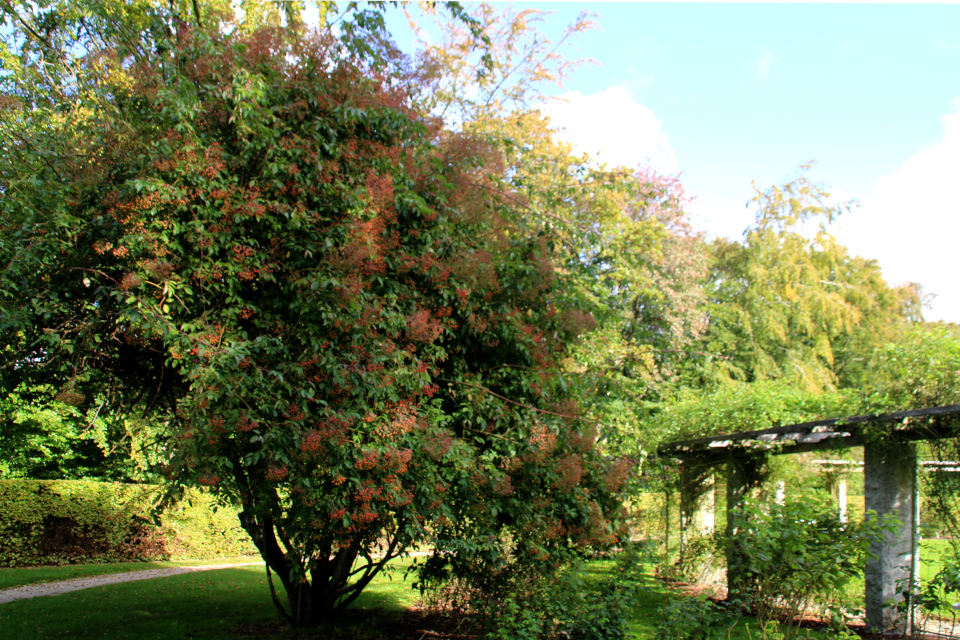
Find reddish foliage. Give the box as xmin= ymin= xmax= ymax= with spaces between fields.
xmin=3 ymin=19 xmax=630 ymax=626
xmin=602 ymin=457 xmax=634 ymax=494
xmin=406 ymin=308 xmax=444 ymax=344
xmin=552 ymin=454 xmax=584 ymax=492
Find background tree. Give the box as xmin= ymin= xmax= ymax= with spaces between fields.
xmin=637 ymin=166 xmax=928 ymax=468
xmin=402 ymin=3 xmax=709 ymax=450
xmin=700 ymin=165 xmax=922 ymax=392
xmin=860 ymin=324 xmax=960 ymax=413
xmin=0 ymin=380 xmax=160 ymax=480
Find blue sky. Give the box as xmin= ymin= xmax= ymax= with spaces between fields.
xmin=380 ymin=2 xmax=960 ymax=323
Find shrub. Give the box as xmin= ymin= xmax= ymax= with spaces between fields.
xmin=0 ymin=479 xmax=254 ymax=566
xmin=654 ymin=595 xmax=739 ymax=640
xmin=417 ymin=544 xmax=648 ymax=640
xmin=895 ymin=549 xmax=960 ymax=633
xmin=721 ymin=497 xmax=889 ymax=640
xmin=539 ymin=553 xmax=644 ymax=640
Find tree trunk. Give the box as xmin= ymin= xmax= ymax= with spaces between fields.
xmin=237 ymin=505 xmax=402 ymax=626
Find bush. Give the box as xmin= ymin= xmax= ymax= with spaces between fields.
xmin=0 ymin=479 xmax=255 ymax=566
xmin=417 ymin=544 xmax=648 ymax=640
xmin=721 ymin=497 xmax=889 ymax=640
xmin=654 ymin=595 xmax=739 ymax=640
xmin=153 ymin=490 xmax=257 ymax=560
xmin=537 ymin=555 xmax=643 ymax=640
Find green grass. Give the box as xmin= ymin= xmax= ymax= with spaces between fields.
xmin=625 ymin=571 xmax=670 ymax=638
xmin=0 ymin=557 xmax=260 ymax=591
xmin=629 ymin=586 xmax=834 ymax=640
xmin=919 ymin=538 xmax=956 ymax=581
xmin=0 ymin=559 xmax=419 ymax=640
xmin=0 ymin=554 xmax=873 ymax=639
xmin=584 ymin=559 xmax=835 ymax=640
xmin=802 ymin=538 xmax=960 ymax=617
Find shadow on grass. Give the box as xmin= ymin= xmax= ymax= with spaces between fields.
xmin=0 ymin=557 xmax=261 ymax=591
xmin=5 ymin=556 xmax=680 ymax=639
xmin=0 ymin=562 xmax=421 ymax=640
xmin=3 ymin=557 xmax=851 ymax=640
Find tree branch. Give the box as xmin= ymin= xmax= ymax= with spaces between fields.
xmin=439 ymin=378 xmax=610 ymax=428
xmin=470 ymin=181 xmax=594 ymax=236
xmin=191 ymin=0 xmax=203 ymax=28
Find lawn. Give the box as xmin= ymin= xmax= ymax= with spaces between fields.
xmin=0 ymin=555 xmax=847 ymax=640
xmin=809 ymin=538 xmax=960 ymax=616
xmin=919 ymin=538 xmax=958 ymax=584
xmin=0 ymin=557 xmax=260 ymax=591
xmin=0 ymin=559 xmax=419 ymax=640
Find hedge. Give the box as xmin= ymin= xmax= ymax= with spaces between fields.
xmin=0 ymin=480 xmax=256 ymax=566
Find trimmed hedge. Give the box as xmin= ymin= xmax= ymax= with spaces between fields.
xmin=0 ymin=480 xmax=256 ymax=566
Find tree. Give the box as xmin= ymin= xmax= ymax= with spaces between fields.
xmin=859 ymin=323 xmax=960 ymax=412
xmin=402 ymin=3 xmax=709 ymax=442
xmin=0 ymin=382 xmax=90 ymax=479
xmin=0 ymin=380 xmax=160 ymax=480
xmin=701 ymin=165 xmax=922 ymax=392
xmin=0 ymin=5 xmax=628 ymax=626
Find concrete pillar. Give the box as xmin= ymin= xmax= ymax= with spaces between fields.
xmin=825 ymin=473 xmax=837 ymax=498
xmin=699 ymin=477 xmax=716 ymax=532
xmin=914 ymin=480 xmax=921 ymax=595
xmin=839 ymin=478 xmax=848 ymax=523
xmin=726 ymin=456 xmax=763 ymax=600
xmin=826 ymin=472 xmax=849 ymax=522
xmin=678 ymin=469 xmax=690 ymax=566
xmin=680 ymin=467 xmax=715 ymax=567
xmin=663 ymin=488 xmax=672 ymax=561
xmin=681 ymin=469 xmax=715 ymax=534
xmin=864 ymin=440 xmax=917 ymax=635
xmin=680 ymin=467 xmax=698 ymax=537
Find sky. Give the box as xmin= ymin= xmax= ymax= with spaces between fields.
xmin=380 ymin=2 xmax=960 ymax=323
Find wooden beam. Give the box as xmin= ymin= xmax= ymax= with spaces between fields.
xmin=657 ymin=404 xmax=960 ymax=463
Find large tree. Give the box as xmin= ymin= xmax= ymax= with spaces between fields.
xmin=402 ymin=4 xmax=709 ymax=451
xmin=0 ymin=3 xmax=627 ymax=626
xmin=701 ymin=166 xmax=922 ymax=392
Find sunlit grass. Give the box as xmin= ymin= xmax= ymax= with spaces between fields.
xmin=0 ymin=552 xmax=889 ymax=639
xmin=0 ymin=559 xmax=419 ymax=640
xmin=0 ymin=557 xmax=260 ymax=591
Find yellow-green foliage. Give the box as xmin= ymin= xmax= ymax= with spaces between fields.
xmin=157 ymin=490 xmax=257 ymax=560
xmin=0 ymin=480 xmax=255 ymax=566
xmin=649 ymin=380 xmax=853 ymax=446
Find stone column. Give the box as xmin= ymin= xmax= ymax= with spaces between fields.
xmin=680 ymin=467 xmax=714 ymax=566
xmin=726 ymin=456 xmax=763 ymax=600
xmin=699 ymin=476 xmax=716 ymax=533
xmin=864 ymin=440 xmax=917 ymax=635
xmin=681 ymin=469 xmax=715 ymax=533
xmin=680 ymin=466 xmax=699 ymax=538
xmin=839 ymin=478 xmax=848 ymax=523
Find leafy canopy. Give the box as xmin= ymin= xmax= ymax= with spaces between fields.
xmin=703 ymin=165 xmax=921 ymax=392
xmin=0 ymin=3 xmax=630 ymax=626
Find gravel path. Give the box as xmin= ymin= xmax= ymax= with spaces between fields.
xmin=0 ymin=562 xmax=261 ymax=604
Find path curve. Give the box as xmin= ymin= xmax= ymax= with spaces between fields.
xmin=0 ymin=562 xmax=261 ymax=604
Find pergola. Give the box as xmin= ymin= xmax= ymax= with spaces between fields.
xmin=656 ymin=404 xmax=960 ymax=636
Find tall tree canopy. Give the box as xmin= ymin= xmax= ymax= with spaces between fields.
xmin=640 ymin=167 xmax=930 ymax=461
xmin=402 ymin=4 xmax=709 ymax=443
xmin=701 ymin=166 xmax=922 ymax=392
xmin=0 ymin=2 xmax=629 ymax=626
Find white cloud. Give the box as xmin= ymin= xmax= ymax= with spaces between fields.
xmin=832 ymin=107 xmax=960 ymax=323
xmin=754 ymin=51 xmax=781 ymax=82
xmin=686 ymin=193 xmax=754 ymax=241
xmin=542 ymin=87 xmax=677 ymax=174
